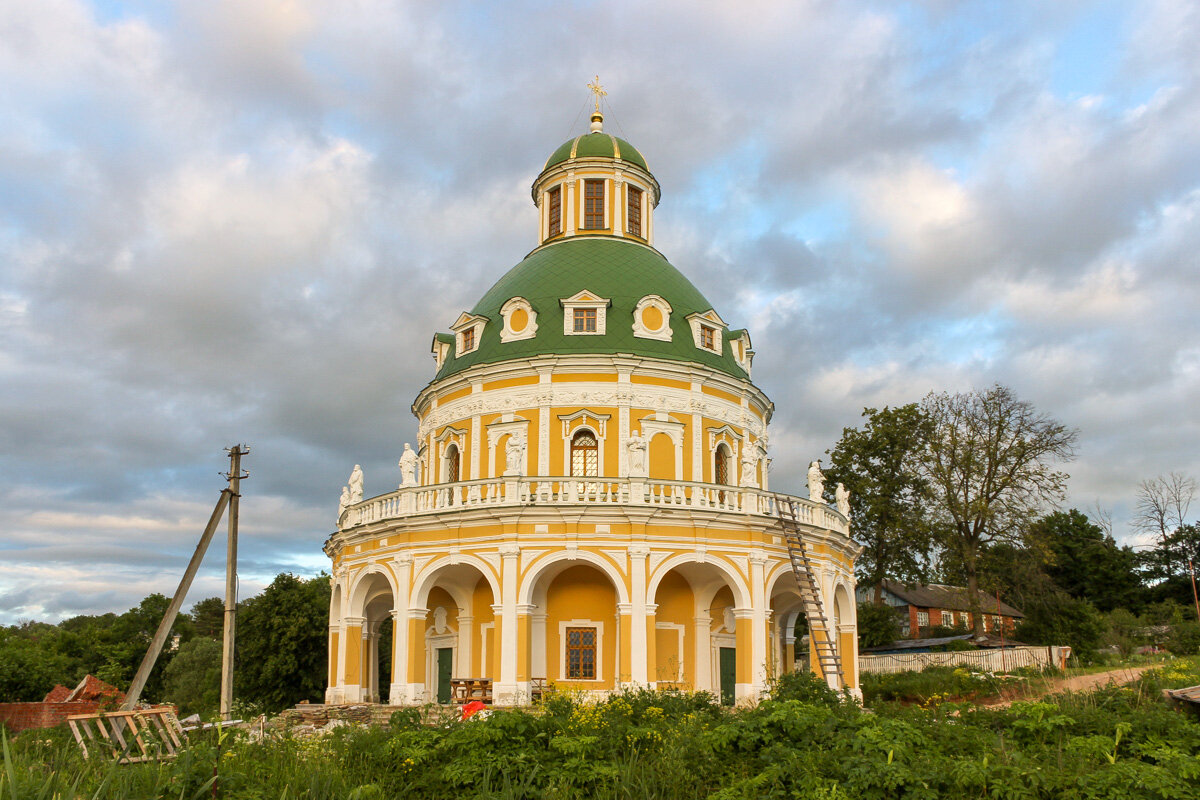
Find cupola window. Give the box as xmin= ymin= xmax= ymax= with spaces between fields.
xmin=548 ymin=186 xmax=562 ymax=237
xmin=627 ymin=186 xmax=642 ymax=237
xmin=584 ymin=179 xmax=605 ymax=229
xmin=449 ymin=312 xmax=487 ymax=356
xmin=461 ymin=327 xmax=475 ymax=352
xmin=700 ymin=325 xmax=715 ymax=350
xmin=561 ymin=290 xmax=609 ymax=336
xmin=687 ymin=310 xmax=727 ymax=354
xmin=570 ymin=430 xmax=599 ymax=477
xmin=500 ymin=296 xmax=538 ymax=343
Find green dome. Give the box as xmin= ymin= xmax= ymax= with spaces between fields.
xmin=543 ymin=132 xmax=649 ymax=172
xmin=434 ymin=237 xmax=748 ymax=382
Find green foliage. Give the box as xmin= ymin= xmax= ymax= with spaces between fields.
xmin=1032 ymin=510 xmax=1145 ymax=612
xmin=1166 ymin=621 xmax=1200 ymax=656
xmin=824 ymin=404 xmax=934 ymax=592
xmin=861 ymin=665 xmax=1008 ymax=704
xmin=189 ymin=597 xmax=226 ymax=640
xmin=163 ymin=636 xmax=223 ymax=717
xmin=1017 ymin=592 xmax=1107 ymax=663
xmin=767 ymin=668 xmax=842 ymax=707
xmin=855 ymin=601 xmax=901 ymax=648
xmin=6 ymin=662 xmax=1200 ymax=799
xmin=235 ymin=572 xmax=331 ymax=713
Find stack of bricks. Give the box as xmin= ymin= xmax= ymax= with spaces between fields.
xmin=0 ymin=675 xmax=125 ymax=733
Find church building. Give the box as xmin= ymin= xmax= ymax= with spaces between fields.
xmin=324 ymin=94 xmax=861 ymax=706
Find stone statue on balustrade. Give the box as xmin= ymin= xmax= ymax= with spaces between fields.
xmin=348 ymin=464 xmax=364 ymax=504
xmin=835 ymin=482 xmax=850 ymax=518
xmin=807 ymin=460 xmax=824 ymax=503
xmin=740 ymin=456 xmax=758 ymax=488
xmin=626 ymin=431 xmax=648 ymax=477
xmin=337 ymin=485 xmax=351 ymax=521
xmin=399 ymin=443 xmax=418 ymax=487
xmin=505 ymin=434 xmax=526 ymax=476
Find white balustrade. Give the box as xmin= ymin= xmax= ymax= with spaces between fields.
xmin=341 ymin=476 xmax=849 ymax=535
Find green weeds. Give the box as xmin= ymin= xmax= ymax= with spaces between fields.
xmin=3 ymin=659 xmax=1199 ymax=799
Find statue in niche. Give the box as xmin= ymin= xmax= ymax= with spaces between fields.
xmin=835 ymin=482 xmax=851 ymax=518
xmin=505 ymin=434 xmax=526 ymax=476
xmin=348 ymin=464 xmax=364 ymax=504
xmin=626 ymin=431 xmax=648 ymax=477
xmin=337 ymin=486 xmax=351 ymax=519
xmin=807 ymin=460 xmax=824 ymax=503
xmin=740 ymin=455 xmax=758 ymax=488
xmin=399 ymin=443 xmax=418 ymax=487
xmin=433 ymin=607 xmax=449 ymax=634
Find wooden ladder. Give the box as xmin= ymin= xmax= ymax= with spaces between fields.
xmin=774 ymin=495 xmax=844 ymax=687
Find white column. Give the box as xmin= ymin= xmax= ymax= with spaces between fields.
xmin=629 ymin=545 xmax=650 ymax=684
xmin=457 ymin=615 xmax=474 ymax=678
xmin=496 ymin=544 xmax=521 ymax=703
xmin=566 ymin=172 xmax=577 ymax=235
xmin=693 ymin=614 xmax=712 ymax=692
xmin=749 ymin=551 xmax=769 ymax=695
xmin=389 ymin=554 xmax=413 ymax=704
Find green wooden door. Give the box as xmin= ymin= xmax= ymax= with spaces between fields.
xmin=437 ymin=648 xmax=453 ymax=704
xmin=719 ymin=647 xmax=736 ymax=706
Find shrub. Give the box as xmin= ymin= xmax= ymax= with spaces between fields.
xmin=1167 ymin=621 xmax=1200 ymax=655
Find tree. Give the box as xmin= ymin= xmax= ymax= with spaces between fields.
xmin=1140 ymin=523 xmax=1200 ymax=606
xmin=235 ymin=573 xmax=331 ymax=713
xmin=1135 ymin=473 xmax=1196 ymax=582
xmin=856 ymin=602 xmax=902 ymax=648
xmin=1016 ymin=593 xmax=1106 ymax=663
xmin=921 ymin=385 xmax=1078 ymax=635
xmin=162 ymin=637 xmax=222 ymax=717
xmin=1031 ymin=510 xmax=1145 ymax=613
xmin=824 ymin=404 xmax=934 ymax=603
xmin=189 ymin=597 xmax=226 ymax=640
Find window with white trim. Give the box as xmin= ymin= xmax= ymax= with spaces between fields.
xmin=561 ymin=291 xmax=609 ymax=336
xmin=565 ymin=627 xmax=597 ymax=679
xmin=917 ymin=611 xmax=929 ymax=627
xmin=941 ymin=611 xmax=953 ymax=627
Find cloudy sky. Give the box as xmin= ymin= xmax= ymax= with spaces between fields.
xmin=2 ymin=0 xmax=1198 ymax=625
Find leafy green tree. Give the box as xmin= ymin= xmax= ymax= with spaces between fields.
xmin=1140 ymin=524 xmax=1200 ymax=606
xmin=189 ymin=597 xmax=226 ymax=640
xmin=235 ymin=573 xmax=331 ymax=713
xmin=855 ymin=602 xmax=901 ymax=648
xmin=824 ymin=404 xmax=934 ymax=604
xmin=1031 ymin=510 xmax=1145 ymax=612
xmin=163 ymin=637 xmax=223 ymax=717
xmin=921 ymin=385 xmax=1078 ymax=635
xmin=1016 ymin=592 xmax=1106 ymax=663
xmin=0 ymin=624 xmax=72 ymax=702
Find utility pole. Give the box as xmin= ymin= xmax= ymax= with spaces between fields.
xmin=1190 ymin=559 xmax=1200 ymax=624
xmin=220 ymin=445 xmax=249 ymax=721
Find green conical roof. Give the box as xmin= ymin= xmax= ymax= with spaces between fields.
xmin=543 ymin=132 xmax=648 ymax=172
xmin=433 ymin=237 xmax=747 ymax=381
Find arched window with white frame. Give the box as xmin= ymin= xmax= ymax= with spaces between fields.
xmin=570 ymin=430 xmax=599 ymax=478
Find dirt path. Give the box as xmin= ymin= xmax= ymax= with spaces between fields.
xmin=984 ymin=665 xmax=1156 ymax=708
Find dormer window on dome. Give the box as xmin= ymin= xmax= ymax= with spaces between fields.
xmin=562 ymin=290 xmax=609 ymax=335
xmin=450 ymin=312 xmax=487 ymax=356
xmin=500 ymin=296 xmax=538 ymax=342
xmin=687 ymin=310 xmax=726 ymax=354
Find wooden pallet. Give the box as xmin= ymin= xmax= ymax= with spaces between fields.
xmin=67 ymin=706 xmax=186 ymax=764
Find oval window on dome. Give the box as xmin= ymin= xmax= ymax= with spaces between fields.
xmin=632 ymin=295 xmax=672 ymax=342
xmin=500 ymin=297 xmax=538 ymax=343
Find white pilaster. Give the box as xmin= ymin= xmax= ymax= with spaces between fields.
xmin=496 ymin=544 xmax=521 ymax=703
xmin=629 ymin=545 xmax=650 ymax=684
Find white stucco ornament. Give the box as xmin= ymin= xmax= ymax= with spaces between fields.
xmin=740 ymin=456 xmax=758 ymax=488
xmin=505 ymin=434 xmax=526 ymax=476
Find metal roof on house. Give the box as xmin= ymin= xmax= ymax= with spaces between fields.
xmin=877 ymin=580 xmax=1025 ymax=618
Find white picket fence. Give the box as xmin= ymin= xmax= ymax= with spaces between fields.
xmin=859 ymin=646 xmax=1071 ymax=675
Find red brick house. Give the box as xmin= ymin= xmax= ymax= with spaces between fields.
xmin=857 ymin=580 xmax=1024 ymax=639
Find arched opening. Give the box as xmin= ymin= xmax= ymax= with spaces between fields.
xmin=445 ymin=444 xmax=461 ymax=483
xmin=349 ymin=571 xmax=396 ymax=704
xmin=649 ymin=559 xmax=747 ymax=703
xmin=570 ymin=430 xmax=598 ymax=477
xmin=411 ymin=562 xmax=497 ymax=705
xmin=528 ymin=561 xmax=619 ymax=692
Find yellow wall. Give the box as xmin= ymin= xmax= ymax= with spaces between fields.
xmin=653 ymin=571 xmax=694 ymax=686
xmin=545 ymin=565 xmax=617 ymax=689
xmin=648 ymin=431 xmax=676 ymax=480
xmin=471 ymin=578 xmax=496 ymax=676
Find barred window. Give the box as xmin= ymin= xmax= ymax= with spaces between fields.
xmin=565 ymin=627 xmax=596 ymax=679
xmin=570 ymin=430 xmax=599 ymax=477
xmin=445 ymin=444 xmax=460 ymax=483
xmin=548 ymin=186 xmax=561 ymax=236
xmin=627 ymin=186 xmax=642 ymax=237
xmin=584 ymin=180 xmax=605 ymax=229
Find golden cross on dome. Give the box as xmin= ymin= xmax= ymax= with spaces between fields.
xmin=587 ymin=76 xmax=606 ymax=113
